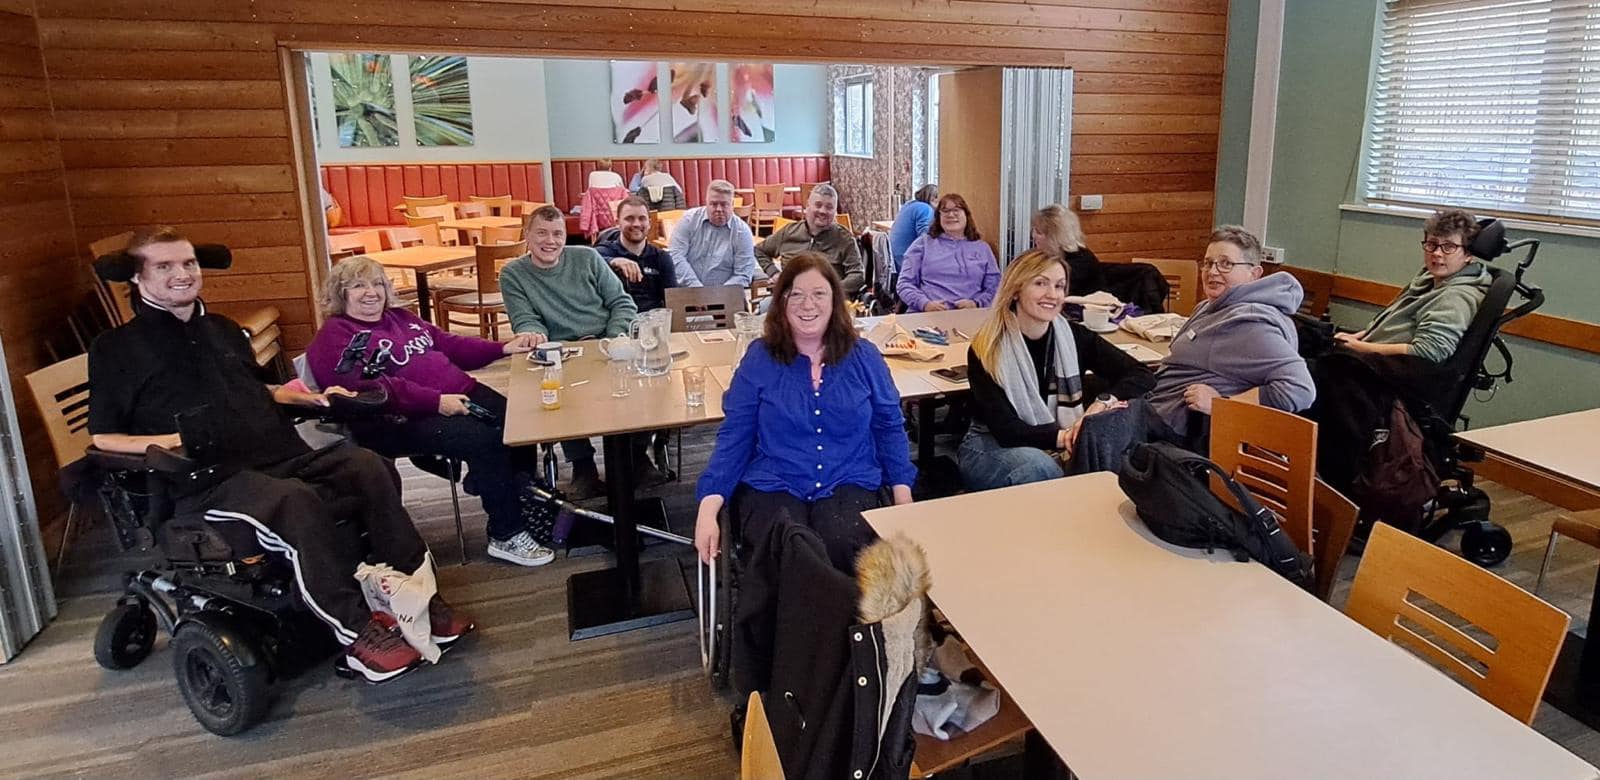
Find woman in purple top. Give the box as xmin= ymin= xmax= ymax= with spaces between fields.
xmin=896 ymin=193 xmax=1000 ymax=312
xmin=306 ymin=257 xmax=555 ymax=568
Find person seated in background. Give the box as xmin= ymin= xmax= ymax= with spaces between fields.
xmin=669 ymin=179 xmax=758 ymax=288
xmin=1031 ymin=203 xmax=1105 ymax=297
xmin=1144 ymin=226 xmax=1315 ymax=448
xmin=960 ymin=249 xmax=1154 ymax=492
xmin=896 ymin=193 xmax=999 ymax=312
xmin=755 ymin=183 xmax=865 ymax=299
xmin=501 ymin=206 xmax=640 ymax=497
xmin=587 ymin=157 xmax=625 ymax=190
xmin=632 ymin=158 xmax=685 ymax=210
xmin=88 ymin=227 xmax=471 ymax=684
xmin=306 ymin=257 xmax=557 ymax=567
xmin=596 ymin=196 xmax=676 ymax=313
xmin=1333 ymin=208 xmax=1491 ymax=364
xmin=693 ymin=251 xmax=915 ymax=573
xmin=888 ymin=184 xmax=938 ymax=276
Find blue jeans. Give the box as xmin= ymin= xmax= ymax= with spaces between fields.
xmin=957 ymin=430 xmax=1064 ymax=491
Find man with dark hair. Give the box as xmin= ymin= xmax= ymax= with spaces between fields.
xmin=755 ymin=183 xmax=864 ymax=297
xmin=596 ymin=196 xmax=677 ymax=312
xmin=87 ymin=227 xmax=472 ymax=684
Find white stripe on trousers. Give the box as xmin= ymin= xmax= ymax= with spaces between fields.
xmin=203 ymin=508 xmax=361 ymax=645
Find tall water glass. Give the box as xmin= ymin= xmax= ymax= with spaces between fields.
xmin=683 ymin=365 xmax=707 ymax=408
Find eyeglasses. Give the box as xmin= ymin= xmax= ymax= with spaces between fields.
xmin=344 ymin=279 xmax=384 ymax=292
xmin=785 ymin=290 xmax=832 ymax=306
xmin=1198 ymin=258 xmax=1258 ymax=273
xmin=938 ymin=208 xmax=965 ymax=215
xmin=1421 ymin=239 xmax=1464 ymax=255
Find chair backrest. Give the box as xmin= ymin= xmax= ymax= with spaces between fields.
xmin=469 ymin=194 xmax=513 ymax=216
xmin=89 ymin=231 xmax=137 ymax=324
xmin=329 ymin=230 xmax=382 ymax=261
xmin=475 ymin=240 xmax=526 ymax=296
xmin=482 ymin=226 xmax=522 ymax=245
xmin=456 ymin=202 xmax=489 ymax=219
xmin=1209 ymin=398 xmax=1317 ymax=556
xmin=403 ymin=212 xmax=445 ymax=230
xmin=836 ymin=213 xmax=852 ymax=233
xmin=1138 ymin=258 xmax=1200 ymax=316
xmin=740 ymin=691 xmax=786 ymax=780
xmin=401 ymin=194 xmax=448 ymax=214
xmin=797 ymin=182 xmax=819 ymax=206
xmin=382 ymin=227 xmax=426 ymax=250
xmin=24 ymin=354 xmax=92 ymax=469
xmin=1311 ymin=477 xmax=1359 ymax=602
xmin=414 ymin=204 xmax=455 ymax=221
xmin=770 ymin=216 xmax=797 ymax=233
xmin=1274 ymin=264 xmax=1333 ymax=319
xmin=1346 ymin=522 xmax=1569 ymax=724
xmin=754 ymin=184 xmax=787 ymax=212
xmin=656 ymin=209 xmax=687 ymax=243
xmin=667 ymin=285 xmax=748 ymax=331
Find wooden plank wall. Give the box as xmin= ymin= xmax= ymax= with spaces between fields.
xmin=1 ymin=0 xmax=81 ymax=562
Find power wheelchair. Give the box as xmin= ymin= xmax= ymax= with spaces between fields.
xmin=87 ymin=390 xmax=397 ymax=736
xmin=1302 ymin=218 xmax=1545 ymax=567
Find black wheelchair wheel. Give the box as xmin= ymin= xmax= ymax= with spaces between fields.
xmin=93 ymin=603 xmax=157 ymax=670
xmin=171 ymin=622 xmax=271 ymax=736
xmin=1462 ymin=522 xmax=1513 ymax=568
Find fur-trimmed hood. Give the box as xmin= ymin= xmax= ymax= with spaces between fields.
xmin=857 ymin=533 xmax=933 ymax=746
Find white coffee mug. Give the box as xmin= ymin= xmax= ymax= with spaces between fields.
xmin=1083 ymin=306 xmax=1112 ymax=331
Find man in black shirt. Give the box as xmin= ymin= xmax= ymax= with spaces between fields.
xmin=596 ymin=195 xmax=676 ymax=312
xmin=87 ymin=226 xmax=472 ymax=683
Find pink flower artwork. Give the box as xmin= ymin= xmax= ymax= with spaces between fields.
xmin=610 ymin=60 xmax=661 ymax=144
xmin=731 ymin=64 xmax=775 ymax=143
xmin=670 ymin=62 xmax=721 ymax=143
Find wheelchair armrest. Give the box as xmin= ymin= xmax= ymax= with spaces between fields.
xmin=84 ymin=444 xmax=199 ymax=475
xmin=278 ymin=388 xmax=390 ymax=423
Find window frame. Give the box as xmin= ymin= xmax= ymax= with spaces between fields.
xmin=833 ymin=73 xmax=875 ymax=159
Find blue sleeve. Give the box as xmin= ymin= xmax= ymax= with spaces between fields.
xmin=914 ymin=204 xmax=933 ymax=236
xmin=860 ymin=343 xmax=918 ymax=488
xmin=696 ymin=345 xmax=766 ymax=501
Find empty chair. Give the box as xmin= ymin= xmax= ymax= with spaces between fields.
xmin=1346 ymin=522 xmax=1569 ymax=724
xmin=455 ymin=202 xmax=489 ymax=219
xmin=481 ymin=226 xmax=523 ymax=245
xmin=1138 ymin=257 xmax=1201 ymax=316
xmin=24 ymin=354 xmax=92 ymax=569
xmin=382 ymin=227 xmax=428 ymax=250
xmin=469 ymin=194 xmax=514 ymax=216
xmin=436 ymin=240 xmax=525 ymax=339
xmin=1311 ymin=477 xmax=1360 ymax=602
xmin=328 ymin=230 xmax=382 ymax=262
xmin=1276 ymin=264 xmax=1334 ymax=319
xmin=401 ymin=194 xmax=449 ymax=214
xmin=751 ymin=184 xmax=787 ymax=235
xmin=836 ymin=213 xmax=853 ymax=234
xmin=1209 ymin=397 xmax=1317 ymax=557
xmin=667 ymin=285 xmax=748 ymax=331
xmin=655 ymin=209 xmax=688 ymax=243
xmin=741 ymin=691 xmax=785 ymax=780
xmin=1534 ymin=509 xmax=1600 ymax=596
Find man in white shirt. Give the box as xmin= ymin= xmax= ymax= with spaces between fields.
xmin=668 ymin=179 xmax=757 ymax=288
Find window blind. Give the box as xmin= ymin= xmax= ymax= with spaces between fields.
xmin=1366 ymin=0 xmax=1600 ymax=221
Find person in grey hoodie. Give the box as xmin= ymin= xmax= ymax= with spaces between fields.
xmin=1146 ymin=225 xmax=1315 ymax=439
xmin=1333 ymin=208 xmax=1492 ymax=364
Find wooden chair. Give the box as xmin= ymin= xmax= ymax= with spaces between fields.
xmin=436 ymin=240 xmax=525 ymax=338
xmin=482 ymin=225 xmax=522 ymax=245
xmin=1209 ymin=398 xmax=1317 ymax=557
xmin=732 ymin=195 xmax=752 ymax=221
xmin=403 ymin=212 xmax=456 ymax=245
xmin=751 ymin=184 xmax=787 ymax=235
xmin=414 ymin=204 xmax=465 ymax=245
xmin=25 ymin=354 xmax=94 ymax=571
xmin=748 ymin=277 xmax=774 ymax=313
xmin=1137 ymin=257 xmax=1200 ymax=316
xmin=666 ymin=285 xmax=748 ymax=331
xmin=328 ymin=230 xmax=382 ymax=262
xmin=1311 ymin=477 xmax=1360 ymax=602
xmin=769 ymin=216 xmax=797 ymax=234
xmin=400 ymin=194 xmax=448 ymax=214
xmin=1534 ymin=509 xmax=1600 ymax=596
xmin=836 ymin=213 xmax=853 ymax=233
xmin=1274 ymin=263 xmax=1334 ymax=319
xmin=740 ymin=692 xmax=785 ymax=780
xmin=381 ymin=227 xmax=427 ymax=250
xmin=469 ymin=194 xmax=513 ymax=216
xmin=1346 ymin=522 xmax=1569 ymax=724
xmin=455 ymin=202 xmax=488 ymax=219
xmin=655 ymin=209 xmax=688 ymax=243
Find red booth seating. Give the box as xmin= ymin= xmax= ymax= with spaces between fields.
xmin=549 ymin=156 xmax=830 ymax=212
xmin=321 ymin=162 xmax=548 ymax=228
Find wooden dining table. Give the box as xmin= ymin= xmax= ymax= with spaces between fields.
xmin=391 ymin=199 xmax=543 ymax=216
xmin=359 ymin=244 xmax=475 ymax=322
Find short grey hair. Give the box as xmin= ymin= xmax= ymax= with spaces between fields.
xmin=706 ymin=179 xmax=735 ymax=198
xmin=1208 ymin=225 xmax=1262 ymax=265
xmin=321 ymin=256 xmax=402 ymax=316
xmin=809 ymin=183 xmax=839 ymax=203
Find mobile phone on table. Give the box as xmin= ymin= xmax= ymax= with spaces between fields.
xmin=931 ymin=365 xmax=969 ymax=384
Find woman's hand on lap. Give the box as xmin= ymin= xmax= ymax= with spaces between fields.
xmin=438 ymin=393 xmax=471 ymax=416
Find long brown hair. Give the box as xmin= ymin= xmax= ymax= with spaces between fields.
xmin=971 ymin=249 xmax=1070 ymax=377
xmin=762 ymin=251 xmax=858 ymax=365
xmin=928 ymin=193 xmax=981 ymax=241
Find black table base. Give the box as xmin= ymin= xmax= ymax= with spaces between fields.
xmin=1542 ymin=566 xmax=1600 ymax=726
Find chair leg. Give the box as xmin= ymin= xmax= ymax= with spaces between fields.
xmin=1535 ymin=532 xmax=1561 ymax=596
xmin=448 ymin=459 xmax=467 ymax=566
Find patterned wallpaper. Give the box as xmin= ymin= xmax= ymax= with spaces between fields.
xmin=826 ymin=65 xmax=936 ymax=225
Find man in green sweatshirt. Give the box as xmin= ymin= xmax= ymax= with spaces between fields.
xmin=501 ymin=206 xmax=638 ymax=498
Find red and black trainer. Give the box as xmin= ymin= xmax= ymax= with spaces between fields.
xmin=344 ymin=612 xmax=422 ymax=683
xmin=429 ymin=596 xmax=476 ymax=647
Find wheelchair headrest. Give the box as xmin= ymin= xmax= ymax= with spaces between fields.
xmin=1468 ymin=218 xmax=1508 ymax=261
xmin=93 ymin=244 xmax=232 ymax=283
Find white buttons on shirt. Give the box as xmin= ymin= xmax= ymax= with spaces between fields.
xmin=814 ymin=409 xmax=821 ymax=416
xmin=816 ymin=428 xmax=822 ymax=433
xmin=815 ymin=481 xmax=822 ymax=488
xmin=817 ymin=464 xmax=823 ymax=470
xmin=817 ymin=445 xmax=823 ymax=451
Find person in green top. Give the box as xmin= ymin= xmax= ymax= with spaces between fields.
xmin=1334 ymin=208 xmax=1493 ymax=364
xmin=500 ymin=205 xmax=639 ymax=498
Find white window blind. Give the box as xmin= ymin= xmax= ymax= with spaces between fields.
xmin=832 ymin=74 xmax=874 ymax=158
xmin=1365 ymin=0 xmax=1600 ymax=221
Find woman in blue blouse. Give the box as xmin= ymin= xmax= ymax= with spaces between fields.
xmin=694 ymin=252 xmax=917 ymax=571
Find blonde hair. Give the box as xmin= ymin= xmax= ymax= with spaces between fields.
xmin=970 ymin=249 xmax=1069 ymax=377
xmin=1032 ymin=204 xmax=1085 ymax=254
xmin=321 ymin=256 xmax=402 ymax=317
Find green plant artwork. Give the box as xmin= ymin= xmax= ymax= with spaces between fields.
xmin=332 ymin=53 xmax=398 ymax=148
xmin=411 ymin=55 xmax=474 ymax=146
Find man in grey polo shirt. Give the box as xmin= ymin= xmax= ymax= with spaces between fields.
xmin=668 ymin=179 xmax=757 ymax=288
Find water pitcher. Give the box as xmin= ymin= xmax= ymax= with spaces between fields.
xmin=632 ymin=308 xmax=673 ymax=376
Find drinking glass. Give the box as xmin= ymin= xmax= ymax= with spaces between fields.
xmin=609 ymin=358 xmax=632 ymax=398
xmin=682 ymin=365 xmax=707 ymax=408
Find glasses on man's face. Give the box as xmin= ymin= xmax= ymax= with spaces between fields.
xmin=785 ymin=289 xmax=831 ymax=307
xmin=1198 ymin=257 xmax=1257 ymax=273
xmin=1421 ymin=239 xmax=1464 ymax=255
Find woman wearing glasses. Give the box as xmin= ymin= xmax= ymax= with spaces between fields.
xmin=693 ymin=252 xmax=915 ymax=573
xmin=1144 ymin=225 xmax=1315 ymax=447
xmin=896 ymin=193 xmax=1000 ymax=312
xmin=1333 ymin=209 xmax=1491 ymax=364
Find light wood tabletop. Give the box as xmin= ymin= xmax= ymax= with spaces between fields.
xmin=1455 ymin=407 xmax=1600 ymax=491
xmin=438 ymin=216 xmax=524 ymax=231
xmin=361 ymin=244 xmax=475 ymax=272
xmin=864 ymin=473 xmax=1600 ymax=780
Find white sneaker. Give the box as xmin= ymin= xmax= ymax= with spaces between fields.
xmin=487 ymin=531 xmax=556 ymax=567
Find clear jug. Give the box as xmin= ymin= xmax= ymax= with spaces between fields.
xmin=632 ymin=308 xmax=673 ymax=377
xmin=733 ymin=310 xmax=762 ymax=368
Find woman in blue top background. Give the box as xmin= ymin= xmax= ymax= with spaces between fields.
xmin=694 ymin=252 xmax=916 ymax=571
xmin=888 ymin=184 xmax=939 ymax=276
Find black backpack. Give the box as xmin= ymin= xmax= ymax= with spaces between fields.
xmin=1117 ymin=442 xmax=1314 ymax=590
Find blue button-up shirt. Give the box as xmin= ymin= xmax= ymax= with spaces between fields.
xmin=668 ymin=207 xmax=757 ymax=288
xmin=697 ymin=339 xmax=917 ymax=502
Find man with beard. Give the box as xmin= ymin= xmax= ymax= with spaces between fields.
xmin=595 ymin=196 xmax=677 ymax=312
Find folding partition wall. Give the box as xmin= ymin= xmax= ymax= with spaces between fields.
xmin=999 ymin=67 xmax=1073 ymax=263
xmin=0 ymin=336 xmax=56 ymax=662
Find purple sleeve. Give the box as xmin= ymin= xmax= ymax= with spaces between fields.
xmin=896 ymin=236 xmax=931 ymax=312
xmin=974 ymin=242 xmax=999 ymax=308
xmin=307 ymin=315 xmax=442 ymax=416
xmin=418 ymin=312 xmax=504 ymax=371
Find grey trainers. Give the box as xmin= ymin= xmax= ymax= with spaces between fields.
xmin=487 ymin=531 xmax=555 ymax=567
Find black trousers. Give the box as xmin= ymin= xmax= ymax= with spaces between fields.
xmin=351 ymin=385 xmax=537 ymax=541
xmin=734 ymin=483 xmax=882 ymax=573
xmin=178 ymin=443 xmax=429 ymax=645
